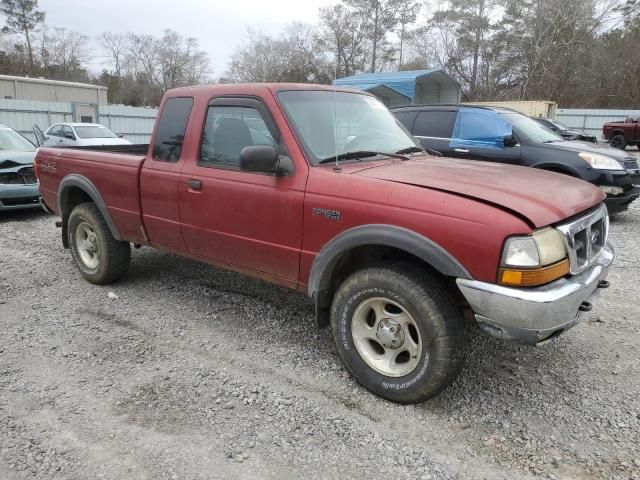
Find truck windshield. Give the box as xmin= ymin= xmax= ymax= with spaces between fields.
xmin=74 ymin=126 xmax=118 ymax=139
xmin=277 ymin=90 xmax=419 ymax=165
xmin=503 ymin=113 xmax=563 ymax=143
xmin=0 ymin=127 xmax=35 ymax=151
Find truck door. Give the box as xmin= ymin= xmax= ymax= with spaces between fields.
xmin=140 ymin=96 xmax=194 ymax=251
xmin=178 ymin=97 xmax=305 ymax=288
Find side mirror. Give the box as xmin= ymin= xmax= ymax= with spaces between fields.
xmin=118 ymin=134 xmax=124 ymax=138
xmin=240 ymin=145 xmax=283 ymax=175
xmin=503 ymin=135 xmax=518 ymax=147
xmin=64 ymin=133 xmax=75 ymax=140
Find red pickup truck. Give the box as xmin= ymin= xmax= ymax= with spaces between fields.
xmin=603 ymin=116 xmax=640 ymax=150
xmin=36 ymin=84 xmax=614 ymax=403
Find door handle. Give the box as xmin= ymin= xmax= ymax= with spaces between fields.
xmin=454 ymin=148 xmax=469 ymax=153
xmin=186 ymin=179 xmax=203 ymax=191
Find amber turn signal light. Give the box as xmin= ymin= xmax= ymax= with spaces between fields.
xmin=499 ymin=259 xmax=570 ymax=287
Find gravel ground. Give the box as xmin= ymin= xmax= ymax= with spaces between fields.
xmin=0 ymin=195 xmax=639 ymax=479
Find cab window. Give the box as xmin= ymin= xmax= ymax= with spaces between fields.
xmin=199 ymin=106 xmax=275 ymax=168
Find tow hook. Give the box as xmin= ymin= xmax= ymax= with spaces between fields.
xmin=597 ymin=280 xmax=610 ymax=289
xmin=579 ymin=301 xmax=593 ymax=312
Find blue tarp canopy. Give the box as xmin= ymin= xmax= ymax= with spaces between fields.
xmin=333 ymin=83 xmax=411 ymax=107
xmin=333 ymin=70 xmax=461 ymax=106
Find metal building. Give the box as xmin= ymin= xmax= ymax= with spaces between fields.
xmin=333 ymin=70 xmax=461 ymax=107
xmin=0 ymin=74 xmax=108 ymax=123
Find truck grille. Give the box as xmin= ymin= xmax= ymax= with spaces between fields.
xmin=556 ymin=204 xmax=608 ymax=275
xmin=0 ymin=167 xmax=36 ymax=185
xmin=624 ymin=158 xmax=639 ymax=171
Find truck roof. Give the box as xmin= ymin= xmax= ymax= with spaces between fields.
xmin=165 ymin=83 xmax=374 ymax=98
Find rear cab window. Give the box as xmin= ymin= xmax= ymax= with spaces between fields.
xmin=152 ymin=97 xmax=194 ymax=162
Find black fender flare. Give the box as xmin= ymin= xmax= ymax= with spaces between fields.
xmin=307 ymin=224 xmax=472 ymax=320
xmin=610 ymin=129 xmax=625 ymax=139
xmin=57 ymin=174 xmax=122 ymax=244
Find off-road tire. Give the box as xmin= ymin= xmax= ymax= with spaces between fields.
xmin=610 ymin=134 xmax=627 ymax=150
xmin=68 ymin=202 xmax=130 ymax=284
xmin=330 ymin=263 xmax=465 ymax=403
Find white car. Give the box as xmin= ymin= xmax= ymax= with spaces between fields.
xmin=37 ymin=123 xmax=132 ymax=147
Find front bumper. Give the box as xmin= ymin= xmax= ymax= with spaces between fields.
xmin=604 ymin=186 xmax=640 ymax=213
xmin=457 ymin=244 xmax=614 ymax=345
xmin=0 ymin=184 xmax=41 ymax=211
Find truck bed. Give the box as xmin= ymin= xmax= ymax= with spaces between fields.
xmin=37 ymin=146 xmax=147 ymax=244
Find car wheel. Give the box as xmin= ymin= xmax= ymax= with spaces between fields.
xmin=610 ymin=134 xmax=627 ymax=150
xmin=330 ymin=263 xmax=465 ymax=403
xmin=68 ymin=202 xmax=131 ymax=284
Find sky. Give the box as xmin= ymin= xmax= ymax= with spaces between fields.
xmin=38 ymin=0 xmax=336 ymax=77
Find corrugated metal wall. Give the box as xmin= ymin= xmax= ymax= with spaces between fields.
xmin=98 ymin=105 xmax=158 ymax=144
xmin=0 ymin=99 xmax=158 ymax=144
xmin=556 ymin=109 xmax=640 ymax=139
xmin=0 ymin=99 xmax=73 ymax=141
xmin=0 ymin=77 xmax=107 ymax=104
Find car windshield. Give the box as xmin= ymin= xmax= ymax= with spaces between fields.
xmin=504 ymin=113 xmax=563 ymax=143
xmin=74 ymin=125 xmax=118 ymax=139
xmin=0 ymin=127 xmax=36 ymax=151
xmin=277 ymin=90 xmax=419 ymax=165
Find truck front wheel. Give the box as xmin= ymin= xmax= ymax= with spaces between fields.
xmin=68 ymin=202 xmax=131 ymax=284
xmin=330 ymin=264 xmax=465 ymax=403
xmin=610 ymin=134 xmax=627 ymax=150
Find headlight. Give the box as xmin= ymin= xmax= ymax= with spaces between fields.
xmin=578 ymin=152 xmax=624 ymax=170
xmin=499 ymin=228 xmax=569 ymax=286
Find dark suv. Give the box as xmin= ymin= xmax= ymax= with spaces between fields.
xmin=392 ymin=105 xmax=640 ymax=214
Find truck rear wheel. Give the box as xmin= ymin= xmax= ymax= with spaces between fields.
xmin=610 ymin=134 xmax=627 ymax=150
xmin=68 ymin=202 xmax=130 ymax=284
xmin=330 ymin=264 xmax=465 ymax=403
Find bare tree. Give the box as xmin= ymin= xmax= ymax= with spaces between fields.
xmin=318 ymin=4 xmax=368 ymax=77
xmin=98 ymin=32 xmax=128 ymax=77
xmin=343 ymin=0 xmax=403 ymax=72
xmin=396 ymin=1 xmax=420 ymax=68
xmin=227 ymin=24 xmax=329 ymax=83
xmin=0 ymin=0 xmax=44 ymax=73
xmin=429 ymin=0 xmax=498 ymax=98
xmin=36 ymin=26 xmax=89 ymax=81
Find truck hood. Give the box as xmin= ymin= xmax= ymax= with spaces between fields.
xmin=544 ymin=140 xmax=633 ymax=163
xmin=0 ymin=150 xmax=36 ymax=168
xmin=353 ymin=157 xmax=605 ymax=228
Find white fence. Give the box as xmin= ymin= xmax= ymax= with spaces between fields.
xmin=556 ymin=108 xmax=640 ymax=139
xmin=0 ymin=98 xmax=158 ymax=144
xmin=1 ymin=97 xmax=637 ymax=146
xmin=98 ymin=105 xmax=157 ymax=144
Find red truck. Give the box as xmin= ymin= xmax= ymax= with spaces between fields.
xmin=603 ymin=116 xmax=640 ymax=150
xmin=36 ymin=84 xmax=614 ymax=403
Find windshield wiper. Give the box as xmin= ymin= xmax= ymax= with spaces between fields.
xmin=396 ymin=146 xmax=443 ymax=157
xmin=318 ymin=150 xmax=408 ymax=164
